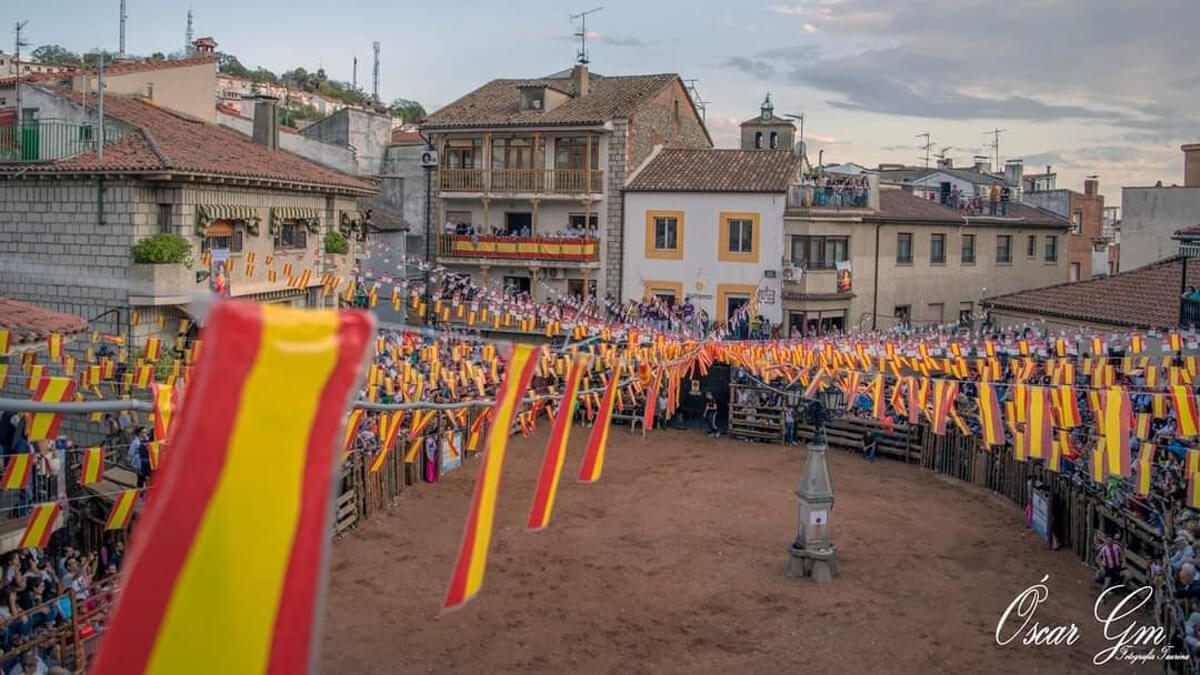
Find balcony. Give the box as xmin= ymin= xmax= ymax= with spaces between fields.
xmin=437 ymin=234 xmax=599 ymax=265
xmin=1182 ymin=298 xmax=1200 ymax=331
xmin=0 ymin=120 xmax=126 ymax=162
xmin=439 ymin=168 xmax=604 ymax=195
xmin=785 ymin=174 xmax=878 ymax=215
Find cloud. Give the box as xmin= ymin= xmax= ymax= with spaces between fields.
xmin=723 ymin=56 xmax=776 ymax=80
xmin=801 ymin=23 xmax=818 ymax=33
xmin=548 ymin=30 xmax=646 ymax=47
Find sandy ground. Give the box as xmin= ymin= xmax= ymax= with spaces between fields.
xmin=321 ymin=426 xmax=1154 ymax=674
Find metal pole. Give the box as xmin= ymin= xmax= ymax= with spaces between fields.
xmin=14 ymin=21 xmax=27 ymax=153
xmin=97 ymin=57 xmax=105 ymax=162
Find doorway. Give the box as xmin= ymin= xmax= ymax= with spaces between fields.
xmin=505 ymin=212 xmax=532 ymax=236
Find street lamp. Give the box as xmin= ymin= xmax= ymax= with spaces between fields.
xmin=785 ymin=386 xmax=840 ymax=582
xmin=784 ymin=112 xmax=805 ymax=160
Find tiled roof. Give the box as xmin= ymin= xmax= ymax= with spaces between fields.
xmin=422 ymin=72 xmax=678 ymax=129
xmin=390 ymin=129 xmax=423 ymax=144
xmin=1174 ymin=224 xmax=1200 ymax=236
xmin=983 ymin=257 xmax=1197 ymax=329
xmin=0 ymin=89 xmax=374 ymax=195
xmin=0 ymin=298 xmax=88 ymax=345
xmin=359 ymin=196 xmax=408 ymax=232
xmin=870 ymin=189 xmax=1070 ymax=228
xmin=0 ymin=69 xmax=78 ymax=87
xmin=99 ymin=54 xmax=217 ymax=77
xmin=878 ymin=165 xmax=1007 ymax=186
xmin=625 ymin=149 xmax=799 ymax=192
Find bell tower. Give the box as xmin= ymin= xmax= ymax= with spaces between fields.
xmin=740 ymin=93 xmax=795 ymax=150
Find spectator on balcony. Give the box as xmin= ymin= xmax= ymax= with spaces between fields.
xmin=949 ymin=185 xmax=961 ymax=209
xmin=989 ymin=184 xmax=1001 ymax=215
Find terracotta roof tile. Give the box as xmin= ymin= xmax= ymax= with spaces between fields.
xmin=982 ymin=257 xmax=1196 ymax=329
xmin=422 ymin=73 xmax=678 ymax=129
xmin=625 ymin=149 xmax=799 ymax=192
xmin=1 ymin=90 xmax=374 ymax=194
xmin=1175 ymin=224 xmax=1200 ymax=236
xmin=0 ymin=298 xmax=89 ymax=344
xmin=390 ymin=129 xmax=423 ymax=144
xmin=871 ymin=189 xmax=1070 ymax=227
xmin=99 ymin=54 xmax=217 ymax=77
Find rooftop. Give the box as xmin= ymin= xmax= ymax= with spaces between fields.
xmin=390 ymin=129 xmax=424 ymax=145
xmin=0 ymin=54 xmax=216 ymax=88
xmin=983 ymin=256 xmax=1197 ymax=329
xmin=877 ymin=165 xmax=1008 ymax=186
xmin=0 ymin=298 xmax=88 ymax=345
xmin=1 ymin=88 xmax=374 ymax=195
xmin=625 ymin=149 xmax=799 ymax=193
xmin=422 ymin=70 xmax=692 ymax=130
xmin=868 ymin=189 xmax=1069 ymax=227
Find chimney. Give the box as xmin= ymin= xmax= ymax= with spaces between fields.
xmin=973 ymin=156 xmax=989 ymax=173
xmin=571 ymin=64 xmax=589 ymax=98
xmin=252 ymin=97 xmax=280 ymax=151
xmin=1004 ymin=159 xmax=1022 ymax=187
xmin=1083 ymin=178 xmax=1099 ymax=196
xmin=1183 ymin=143 xmax=1200 ymax=187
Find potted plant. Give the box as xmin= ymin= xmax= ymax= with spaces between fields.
xmin=324 ymin=231 xmax=350 ymax=254
xmin=129 ymin=233 xmax=196 ymax=297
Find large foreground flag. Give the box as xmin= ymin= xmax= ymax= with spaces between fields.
xmin=528 ymin=358 xmax=585 ymax=531
xmin=578 ymin=364 xmax=623 ymax=483
xmin=444 ymin=343 xmax=539 ymax=612
xmin=91 ymin=301 xmax=372 ymax=675
xmin=26 ymin=377 xmax=76 ymax=442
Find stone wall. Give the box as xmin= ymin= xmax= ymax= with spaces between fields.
xmin=604 ymin=119 xmax=629 ymax=299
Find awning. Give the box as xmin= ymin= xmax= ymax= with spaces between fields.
xmin=271 ymin=207 xmax=323 ymax=234
xmin=196 ymin=204 xmax=263 ymax=236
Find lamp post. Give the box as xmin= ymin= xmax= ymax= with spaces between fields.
xmin=785 ymin=387 xmax=840 ymax=582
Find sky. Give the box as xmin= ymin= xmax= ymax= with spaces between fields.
xmin=7 ymin=0 xmax=1197 ymax=206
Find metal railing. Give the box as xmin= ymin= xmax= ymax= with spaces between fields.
xmin=439 ymin=168 xmax=604 ymax=194
xmin=1182 ymin=298 xmax=1200 ymax=330
xmin=437 ymin=234 xmax=600 ymax=262
xmin=0 ymin=120 xmax=126 ymax=162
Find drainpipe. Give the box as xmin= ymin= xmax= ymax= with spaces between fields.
xmin=871 ymin=221 xmax=881 ymax=331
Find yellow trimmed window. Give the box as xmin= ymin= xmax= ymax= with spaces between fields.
xmin=716 ymin=283 xmax=758 ymax=322
xmin=643 ymin=281 xmax=684 ymax=305
xmin=645 ymin=210 xmax=684 ymax=260
xmin=719 ymin=212 xmax=760 ymax=263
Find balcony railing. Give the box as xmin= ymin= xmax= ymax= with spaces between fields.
xmin=439 ymin=168 xmax=604 ymax=194
xmin=437 ymin=234 xmax=599 ymax=262
xmin=0 ymin=120 xmax=126 ymax=162
xmin=787 ymin=177 xmax=876 ymax=211
xmin=1182 ymin=298 xmax=1200 ymax=331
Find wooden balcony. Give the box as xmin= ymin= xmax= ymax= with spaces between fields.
xmin=439 ymin=168 xmax=604 ymax=195
xmin=437 ymin=234 xmax=600 ymax=265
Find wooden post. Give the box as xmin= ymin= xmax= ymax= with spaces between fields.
xmin=482 ymin=197 xmax=490 ymax=235
xmin=531 ymin=198 xmax=540 ymax=236
xmin=585 ymin=131 xmax=593 ymax=194
xmin=69 ymin=589 xmax=82 ymax=669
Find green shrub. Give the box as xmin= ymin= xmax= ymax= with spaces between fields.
xmin=131 ymin=233 xmax=192 ymax=265
xmin=324 ymin=231 xmax=350 ymax=254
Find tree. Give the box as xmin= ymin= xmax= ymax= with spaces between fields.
xmin=31 ymin=44 xmax=81 ymax=67
xmin=217 ymin=52 xmax=251 ymax=78
xmin=249 ymin=67 xmax=279 ymax=85
xmin=148 ymin=52 xmax=166 ymax=61
xmin=388 ymin=98 xmax=427 ymax=123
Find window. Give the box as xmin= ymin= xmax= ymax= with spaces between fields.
xmin=1044 ymin=235 xmax=1058 ymax=262
xmin=567 ymin=278 xmax=597 ymax=301
xmin=996 ymin=235 xmax=1012 ymax=264
xmin=568 ymin=213 xmax=599 ymax=237
xmin=958 ymin=302 xmax=973 ymax=326
xmin=201 ymin=222 xmax=243 ymax=254
xmin=445 ymin=140 xmax=480 ymax=169
xmin=930 ymin=233 xmax=946 ymax=264
xmin=504 ymin=212 xmax=532 ymax=236
xmin=928 ymin=303 xmax=944 ymax=324
xmin=1070 ymin=262 xmax=1081 ymax=281
xmin=554 ymin=137 xmax=599 ymax=170
xmin=1026 ymin=234 xmax=1037 ymax=257
xmin=728 ymin=219 xmax=753 ymax=253
xmin=157 ymin=203 xmax=172 ymax=234
xmin=1071 ymin=211 xmax=1082 ymax=234
xmin=276 ymin=222 xmax=307 ymax=250
xmin=446 ymin=210 xmax=472 ymax=226
xmin=645 ymin=210 xmax=684 ymax=259
xmin=491 ymin=137 xmax=532 ymax=170
xmin=790 ymin=235 xmax=848 ymax=270
xmin=503 ymin=276 xmax=531 ymax=294
xmin=754 ymin=132 xmax=763 ymax=149
xmin=769 ymin=131 xmax=779 ymax=149
xmin=894 ymin=305 xmax=911 ymax=326
xmin=673 ymin=100 xmax=680 ymax=127
xmin=896 ymin=232 xmax=913 ymax=264
xmin=961 ymin=233 xmax=976 ymax=264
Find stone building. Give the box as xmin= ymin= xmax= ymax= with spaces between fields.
xmin=1022 ymin=177 xmax=1114 ymax=280
xmin=419 ymin=63 xmax=711 ymax=301
xmin=0 ymin=86 xmax=375 ymax=349
xmin=739 ymin=94 xmax=795 ymax=151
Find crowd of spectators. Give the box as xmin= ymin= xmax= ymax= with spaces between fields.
xmin=444 ymin=222 xmax=598 ymax=239
xmin=796 ymin=174 xmax=871 ymax=209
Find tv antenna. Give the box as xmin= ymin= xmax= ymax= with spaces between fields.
xmin=915 ymin=132 xmax=933 ymax=168
xmin=683 ymin=78 xmax=708 ymax=121
xmin=935 ymin=145 xmax=952 ymax=164
xmin=570 ymin=7 xmax=603 ymax=65
xmin=982 ymin=127 xmax=1006 ymax=172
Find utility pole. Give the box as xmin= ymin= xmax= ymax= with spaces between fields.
xmin=983 ymin=127 xmax=1006 ymax=173
xmin=371 ymin=41 xmax=380 ymax=103
xmin=785 ymin=112 xmax=805 ymax=159
xmin=570 ymin=7 xmax=603 ymax=64
xmin=118 ymin=0 xmax=127 ymax=59
xmin=97 ymin=56 xmax=105 ymax=162
xmin=14 ymin=21 xmax=28 ymax=157
xmin=915 ymin=132 xmax=933 ymax=168
xmin=352 ymin=56 xmax=357 ymax=90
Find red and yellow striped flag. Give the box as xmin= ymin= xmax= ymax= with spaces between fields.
xmin=1052 ymin=384 xmax=1081 ymax=428
xmin=106 ymin=489 xmax=139 ymax=530
xmin=870 ymin=373 xmax=886 ymax=419
xmin=341 ymin=408 xmax=364 ymax=461
xmin=930 ymin=379 xmax=958 ymax=435
xmin=1 ymin=454 xmax=32 ymax=490
xmin=1169 ymin=332 xmax=1183 ymax=352
xmin=19 ymin=503 xmax=59 ymax=549
xmin=443 ymin=343 xmax=538 ymax=612
xmin=81 ymin=447 xmax=104 ymax=484
xmin=134 ymin=365 xmax=155 ymax=389
xmin=1135 ymin=444 xmax=1154 ymax=497
xmin=370 ymin=411 xmax=406 ymax=473
xmin=1134 ymin=412 xmax=1152 ymax=441
xmin=144 ymin=337 xmax=162 ymax=362
xmin=1130 ymin=334 xmax=1145 ymax=354
xmin=466 ymin=410 xmax=489 ymax=453
xmin=528 ymin=358 xmax=584 ymax=531
xmin=642 ymin=368 xmax=662 ymax=432
xmin=977 ymin=382 xmax=1004 ymax=448
xmin=407 ymin=409 xmax=435 ymax=440
xmin=1025 ymin=386 xmax=1052 ymax=459
xmin=26 ymin=376 xmax=76 ymax=442
xmin=47 ymin=333 xmax=63 ymax=361
xmin=0 ymin=328 xmax=9 ymax=355
xmin=578 ymin=364 xmax=623 ymax=483
xmin=90 ymin=301 xmax=372 ymax=675
xmin=1173 ymin=385 xmax=1200 ymax=437
xmin=1102 ymin=386 xmax=1132 ymax=478
xmin=1189 ymin=473 xmax=1200 ymax=510
xmin=151 ymin=383 xmax=178 ymax=446
xmin=1091 ymin=445 xmax=1106 ymax=483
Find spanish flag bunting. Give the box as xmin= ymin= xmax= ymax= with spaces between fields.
xmin=0 ymin=329 xmax=9 ymax=355
xmin=151 ymin=383 xmax=178 ymax=445
xmin=984 ymin=340 xmax=996 ymax=357
xmin=105 ymin=489 xmax=140 ymax=530
xmin=1135 ymin=444 xmax=1154 ymax=497
xmin=63 ymin=355 xmax=77 ymax=376
xmin=578 ymin=363 xmax=622 ymax=483
xmin=27 ymin=377 xmax=76 ymax=442
xmin=1134 ymin=412 xmax=1152 ymax=441
xmin=342 ymin=409 xmax=364 ymax=460
xmin=134 ymin=365 xmax=155 ymax=389
xmin=1169 ymin=332 xmax=1183 ymax=352
xmin=1189 ymin=473 xmax=1200 ymax=510
xmin=870 ymin=374 xmax=886 ymax=419
xmin=1129 ymin=334 xmax=1144 ymax=354
xmin=1 ymin=454 xmax=32 ymax=490
xmin=404 ymin=437 xmax=423 ymax=464
xmin=1145 ymin=366 xmax=1160 ymax=388
xmin=1102 ymin=386 xmax=1132 ymax=478
xmin=1012 ymin=419 xmax=1027 ymax=462
xmin=131 ymin=310 xmax=139 ymax=327
xmin=81 ymin=446 xmax=105 ymax=484
xmin=1172 ymin=385 xmax=1200 ymax=437
xmin=1053 ymin=384 xmax=1081 ymax=427
xmin=371 ymin=411 xmax=406 ymax=473
xmin=268 ymin=269 xmax=278 ymax=283
xmin=408 ymin=409 xmax=435 ymax=440
xmin=0 ymin=363 xmax=7 ymax=389
xmin=283 ymin=263 xmax=294 ymax=277
xmin=48 ymin=333 xmax=63 ymax=361
xmin=89 ymin=301 xmax=372 ymax=675
xmin=930 ymin=379 xmax=958 ymax=435
xmin=1153 ymin=392 xmax=1167 ymax=418
xmin=158 ymin=313 xmax=167 ymax=330
xmin=25 ymin=364 xmax=44 ymax=391
xmin=443 ymin=343 xmax=539 ymax=612
xmin=1025 ymin=386 xmax=1052 ymax=459
xmin=1090 ymin=445 xmax=1106 ymax=483
xmin=1014 ymin=384 xmax=1029 ymax=424
xmin=906 ymin=377 xmax=921 ymax=425
xmin=527 ymin=360 xmax=585 ymax=532
xmin=18 ymin=503 xmax=60 ymax=549
xmin=1048 ymin=438 xmax=1063 ymax=473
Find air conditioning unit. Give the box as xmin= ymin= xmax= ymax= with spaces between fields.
xmin=419 ymin=150 xmax=438 ymax=167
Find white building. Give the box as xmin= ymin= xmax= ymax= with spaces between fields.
xmin=622 ymin=147 xmax=800 ymax=325
xmin=1120 ymin=144 xmax=1200 ymax=272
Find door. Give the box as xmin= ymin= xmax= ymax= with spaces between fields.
xmin=505 ymin=212 xmax=532 ymax=236
xmin=725 ymin=295 xmax=749 ymax=322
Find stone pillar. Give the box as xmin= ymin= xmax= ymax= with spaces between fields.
xmin=785 ymin=436 xmax=838 ymax=582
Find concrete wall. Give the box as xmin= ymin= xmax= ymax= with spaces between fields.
xmin=381 ymin=142 xmax=429 ymax=256
xmin=622 ymin=191 xmax=785 ymax=324
xmin=1120 ymin=186 xmax=1200 ymax=271
xmin=299 ymin=108 xmax=392 ymax=176
xmin=73 ymin=61 xmax=218 ymax=123
xmin=1024 ymin=187 xmax=1105 ymax=278
xmin=217 ymin=108 xmax=359 ymax=175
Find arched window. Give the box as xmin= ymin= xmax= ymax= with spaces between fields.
xmin=754 ymin=132 xmax=763 ymax=149
xmin=770 ymin=131 xmax=779 ymax=149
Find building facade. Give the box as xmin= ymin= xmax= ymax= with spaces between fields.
xmin=622 ymin=148 xmax=801 ymax=325
xmin=420 ymin=64 xmax=711 ymax=302
xmin=1022 ymin=177 xmax=1113 ymax=280
xmin=1121 ymin=144 xmax=1200 ymax=272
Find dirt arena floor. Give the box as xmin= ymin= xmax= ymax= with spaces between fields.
xmin=321 ymin=427 xmax=1151 ymax=674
